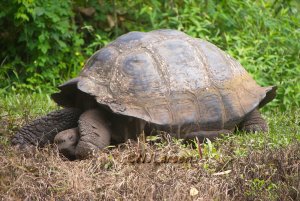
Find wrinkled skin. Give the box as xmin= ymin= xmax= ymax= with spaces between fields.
xmin=11 ymin=108 xmax=82 ymax=148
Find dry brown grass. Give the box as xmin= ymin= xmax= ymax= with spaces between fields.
xmin=1 ymin=107 xmax=299 ymax=200
xmin=0 ymin=135 xmax=299 ymax=201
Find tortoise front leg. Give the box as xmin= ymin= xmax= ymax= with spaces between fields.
xmin=12 ymin=108 xmax=82 ymax=147
xmin=238 ymin=109 xmax=268 ymax=133
xmin=75 ymin=109 xmax=111 ymax=159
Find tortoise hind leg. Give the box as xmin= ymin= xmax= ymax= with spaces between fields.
xmin=12 ymin=108 xmax=82 ymax=147
xmin=75 ymin=109 xmax=111 ymax=159
xmin=238 ymin=109 xmax=268 ymax=133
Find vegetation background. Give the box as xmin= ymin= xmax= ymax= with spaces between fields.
xmin=0 ymin=0 xmax=299 ymax=110
xmin=0 ymin=0 xmax=299 ymax=200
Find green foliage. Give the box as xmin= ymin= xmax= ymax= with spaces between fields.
xmin=214 ymin=108 xmax=300 ymax=158
xmin=0 ymin=0 xmax=84 ymax=92
xmin=0 ymin=0 xmax=299 ymax=110
xmin=245 ymin=178 xmax=278 ymax=199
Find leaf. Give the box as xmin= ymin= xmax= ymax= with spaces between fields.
xmin=189 ymin=187 xmax=199 ymax=196
xmin=206 ymin=138 xmax=213 ymax=154
xmin=212 ymin=170 xmax=232 ymax=176
xmin=34 ymin=7 xmax=45 ymax=17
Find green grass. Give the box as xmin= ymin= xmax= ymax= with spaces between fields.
xmin=0 ymin=92 xmax=57 ymax=117
xmin=215 ymin=108 xmax=300 ymax=156
xmin=0 ymin=93 xmax=299 ymax=200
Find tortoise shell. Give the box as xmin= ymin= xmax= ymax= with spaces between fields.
xmin=53 ymin=29 xmax=276 ymax=130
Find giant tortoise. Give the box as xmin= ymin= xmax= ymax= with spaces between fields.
xmin=12 ymin=29 xmax=277 ymax=159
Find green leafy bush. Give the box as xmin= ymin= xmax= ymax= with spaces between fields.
xmin=1 ymin=0 xmax=299 ymax=110
xmin=0 ymin=0 xmax=84 ymax=92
